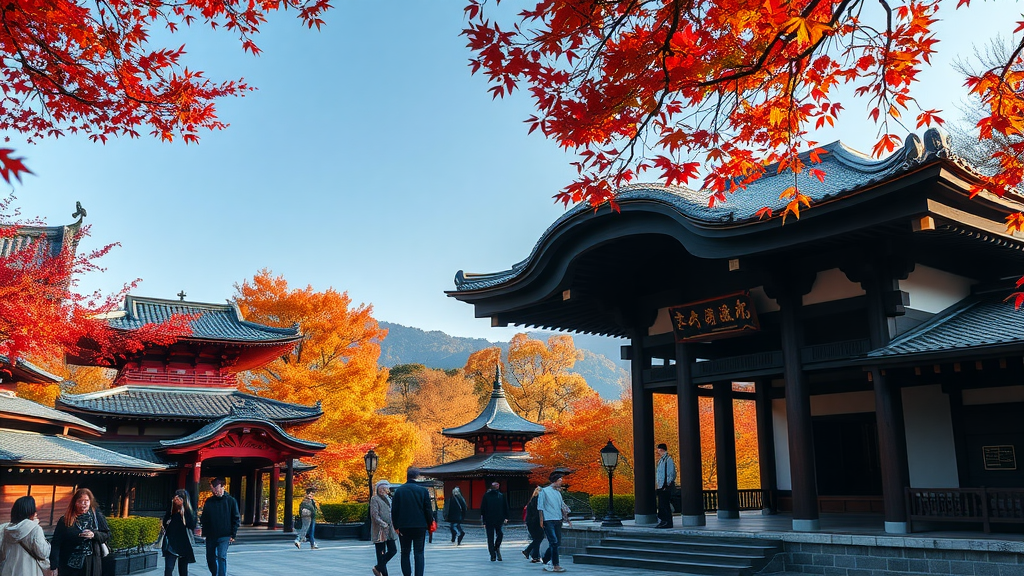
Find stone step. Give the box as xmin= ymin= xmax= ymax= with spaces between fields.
xmin=601 ymin=536 xmax=780 ymax=557
xmin=585 ymin=545 xmax=761 ymax=567
xmin=573 ymin=553 xmax=750 ymax=576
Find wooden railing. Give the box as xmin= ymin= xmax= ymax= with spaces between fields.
xmin=121 ymin=369 xmax=235 ymax=386
xmin=905 ymin=487 xmax=1024 ymax=533
xmin=701 ymin=489 xmax=766 ymax=512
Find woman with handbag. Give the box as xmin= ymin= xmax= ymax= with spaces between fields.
xmin=369 ymin=480 xmax=397 ymax=576
xmin=293 ymin=488 xmax=319 ymax=550
xmin=162 ymin=489 xmax=197 ymax=576
xmin=0 ymin=496 xmax=50 ymax=576
xmin=445 ymin=487 xmax=466 ymax=546
xmin=49 ymin=488 xmax=111 ymax=576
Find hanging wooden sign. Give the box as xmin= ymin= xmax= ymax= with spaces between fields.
xmin=669 ymin=291 xmax=760 ymax=343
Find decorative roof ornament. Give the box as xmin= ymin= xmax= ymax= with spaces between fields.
xmin=923 ymin=127 xmax=952 ymax=160
xmin=177 ymin=290 xmax=187 ymax=301
xmin=71 ymin=201 xmax=87 ymax=222
xmin=491 ymin=364 xmax=505 ymax=398
xmin=229 ymin=398 xmax=262 ymax=419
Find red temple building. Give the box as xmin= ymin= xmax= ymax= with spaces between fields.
xmin=419 ymin=367 xmax=546 ymax=522
xmin=56 ymin=295 xmax=325 ymax=531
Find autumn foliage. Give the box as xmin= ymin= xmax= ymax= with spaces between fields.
xmin=234 ymin=269 xmax=417 ymax=493
xmin=463 ymin=0 xmax=1024 ymax=215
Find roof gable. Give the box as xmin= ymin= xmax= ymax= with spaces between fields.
xmin=108 ymin=295 xmax=301 ymax=343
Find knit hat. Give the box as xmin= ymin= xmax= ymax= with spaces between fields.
xmin=375 ymin=480 xmax=390 ymax=493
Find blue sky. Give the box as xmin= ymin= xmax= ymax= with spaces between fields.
xmin=6 ymin=1 xmax=1021 ymax=341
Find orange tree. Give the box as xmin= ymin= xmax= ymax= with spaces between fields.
xmin=405 ymin=368 xmax=479 ymax=467
xmin=234 ymin=269 xmax=417 ymax=494
xmin=463 ymin=0 xmax=1024 ymax=220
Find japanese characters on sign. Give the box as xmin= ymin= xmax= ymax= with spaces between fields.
xmin=669 ymin=292 xmax=760 ymax=343
xmin=983 ymin=445 xmax=1017 ymax=471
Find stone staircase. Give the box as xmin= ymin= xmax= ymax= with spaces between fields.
xmin=573 ymin=532 xmax=783 ymax=575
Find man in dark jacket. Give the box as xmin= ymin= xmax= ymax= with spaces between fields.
xmin=479 ymin=481 xmax=510 ymax=561
xmin=201 ymin=477 xmax=240 ymax=576
xmin=391 ymin=468 xmax=433 ymax=576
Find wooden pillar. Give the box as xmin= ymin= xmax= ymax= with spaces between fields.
xmin=268 ymin=465 xmax=280 ymax=530
xmin=120 ymin=480 xmax=131 ymax=518
xmin=630 ymin=332 xmax=657 ymax=525
xmin=873 ymin=368 xmax=910 ymax=533
xmin=755 ymin=379 xmax=778 ymax=514
xmin=177 ymin=468 xmax=187 ymax=491
xmin=947 ymin=384 xmax=970 ymax=487
xmin=779 ymin=292 xmax=819 ymax=531
xmin=713 ymin=380 xmax=739 ymax=519
xmin=284 ymin=461 xmax=294 ymax=533
xmin=230 ymin=474 xmax=242 ymax=504
xmin=190 ymin=461 xmax=202 ymax=517
xmin=675 ymin=342 xmax=705 ymax=525
xmin=254 ymin=471 xmax=265 ymax=526
xmin=243 ymin=471 xmax=257 ymax=525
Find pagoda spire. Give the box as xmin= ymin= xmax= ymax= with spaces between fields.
xmin=492 ymin=364 xmax=505 ymax=397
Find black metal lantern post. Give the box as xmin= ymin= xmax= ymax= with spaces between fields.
xmin=600 ymin=440 xmax=622 ymax=527
xmin=364 ymin=448 xmax=379 ymax=501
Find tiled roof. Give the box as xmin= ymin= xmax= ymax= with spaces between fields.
xmin=0 ymin=428 xmax=166 ymax=471
xmin=443 ymin=367 xmax=546 ymax=439
xmin=454 ymin=129 xmax=1024 ymax=292
xmin=57 ymin=386 xmax=322 ymax=422
xmin=0 ymin=356 xmax=62 ymax=384
xmin=0 ymin=391 xmax=104 ymax=434
xmin=108 ymin=295 xmax=301 ymax=343
xmin=867 ymin=292 xmax=1024 ymax=359
xmin=419 ymin=452 xmax=537 ymax=477
xmin=0 ymin=220 xmax=81 ymax=260
xmin=93 ymin=441 xmax=171 ymax=465
xmin=160 ymin=413 xmax=325 ymax=451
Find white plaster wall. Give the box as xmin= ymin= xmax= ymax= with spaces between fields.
xmin=899 ymin=265 xmax=977 ymax=314
xmin=903 ymin=384 xmax=959 ymax=488
xmin=962 ymin=385 xmax=1024 ymax=405
xmin=773 ymin=398 xmax=792 ymax=490
xmin=802 ymin=268 xmax=866 ymax=306
xmin=749 ymin=286 xmax=780 ymax=313
xmin=649 ymin=307 xmax=672 ymax=336
xmin=810 ymin=390 xmax=875 ymax=415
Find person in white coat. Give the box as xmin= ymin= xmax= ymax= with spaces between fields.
xmin=0 ymin=496 xmax=50 ymax=576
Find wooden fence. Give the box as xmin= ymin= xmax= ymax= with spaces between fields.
xmin=905 ymin=487 xmax=1024 ymax=533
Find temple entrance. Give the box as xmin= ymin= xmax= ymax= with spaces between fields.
xmin=813 ymin=413 xmax=882 ymax=497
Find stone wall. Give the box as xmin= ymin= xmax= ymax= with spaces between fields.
xmin=762 ymin=541 xmax=1024 ymax=575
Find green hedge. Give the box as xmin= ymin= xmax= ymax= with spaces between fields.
xmin=319 ymin=502 xmax=367 ymax=524
xmin=108 ymin=517 xmax=163 ymax=552
xmin=588 ymin=494 xmax=635 ymax=519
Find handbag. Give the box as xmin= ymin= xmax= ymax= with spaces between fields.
xmin=100 ymin=543 xmax=110 ymax=557
xmin=154 ymin=529 xmax=165 ymax=550
xmin=428 ymin=520 xmax=437 ymax=533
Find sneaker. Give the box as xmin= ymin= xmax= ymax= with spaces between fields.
xmin=522 ymin=550 xmax=530 ymax=560
xmin=542 ymin=565 xmax=553 ymax=572
xmin=531 ymin=558 xmax=542 ymax=563
xmin=552 ymin=567 xmax=566 ymax=573
xmin=311 ymin=544 xmax=319 ymax=550
xmin=372 ymin=567 xmax=381 ymax=576
xmin=294 ymin=541 xmax=301 ymax=549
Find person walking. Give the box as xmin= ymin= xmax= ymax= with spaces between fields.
xmin=655 ymin=443 xmax=677 ymax=528
xmin=200 ymin=477 xmax=239 ymax=576
xmin=538 ymin=472 xmax=568 ymax=573
xmin=521 ymin=487 xmax=544 ymax=563
xmin=162 ymin=489 xmax=197 ymax=576
xmin=444 ymin=487 xmax=466 ymax=546
xmin=0 ymin=496 xmax=50 ymax=576
xmin=390 ymin=468 xmax=433 ymax=576
xmin=49 ymin=488 xmax=111 ymax=576
xmin=294 ymin=488 xmax=321 ymax=550
xmin=369 ymin=480 xmax=398 ymax=576
xmin=479 ymin=481 xmax=509 ymax=561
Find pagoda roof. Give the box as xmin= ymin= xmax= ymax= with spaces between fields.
xmin=93 ymin=441 xmax=172 ymax=465
xmin=107 ymin=295 xmax=302 ymax=344
xmin=56 ymin=385 xmax=322 ymax=423
xmin=443 ymin=367 xmax=546 ymax=440
xmin=160 ymin=413 xmax=325 ymax=453
xmin=0 ymin=356 xmax=63 ymax=385
xmin=0 ymin=391 xmax=104 ymax=436
xmin=863 ymin=289 xmax=1024 ymax=364
xmin=418 ymin=451 xmax=537 ymax=478
xmin=0 ymin=428 xmax=166 ymax=473
xmin=0 ymin=217 xmax=82 ymax=261
xmin=453 ymin=129 xmax=1012 ymax=294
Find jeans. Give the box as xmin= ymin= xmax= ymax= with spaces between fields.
xmin=295 ymin=518 xmax=312 ymax=545
xmin=164 ymin=553 xmax=188 ymax=576
xmin=485 ymin=524 xmax=504 ymax=557
xmin=542 ymin=521 xmax=562 ymax=567
xmin=374 ymin=539 xmax=397 ymax=576
xmin=448 ymin=522 xmax=464 ymax=542
xmin=523 ymin=525 xmax=544 ymax=560
xmin=397 ymin=528 xmax=426 ymax=576
xmin=205 ymin=536 xmax=230 ymax=576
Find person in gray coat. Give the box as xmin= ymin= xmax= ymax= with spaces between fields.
xmin=370 ymin=480 xmax=398 ymax=576
xmin=655 ymin=443 xmax=677 ymax=528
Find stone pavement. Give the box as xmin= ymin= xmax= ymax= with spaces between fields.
xmin=138 ymin=525 xmax=690 ymax=576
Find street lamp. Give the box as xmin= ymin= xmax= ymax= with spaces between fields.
xmin=600 ymin=440 xmax=622 ymax=527
xmin=364 ymin=448 xmax=379 ymax=501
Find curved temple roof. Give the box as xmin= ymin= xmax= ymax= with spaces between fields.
xmin=443 ymin=366 xmax=546 ymax=439
xmin=419 ymin=451 xmax=536 ymax=477
xmin=57 ymin=385 xmax=322 ymax=423
xmin=0 ymin=429 xmax=166 ymax=472
xmin=106 ymin=295 xmax=301 ymax=343
xmin=160 ymin=414 xmax=325 ymax=453
xmin=452 ymin=129 xmax=1022 ymax=293
xmin=0 ymin=391 xmax=105 ymax=435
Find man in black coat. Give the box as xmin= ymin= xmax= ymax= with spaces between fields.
xmin=479 ymin=481 xmax=510 ymax=561
xmin=391 ymin=468 xmax=433 ymax=576
xmin=201 ymin=477 xmax=240 ymax=576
